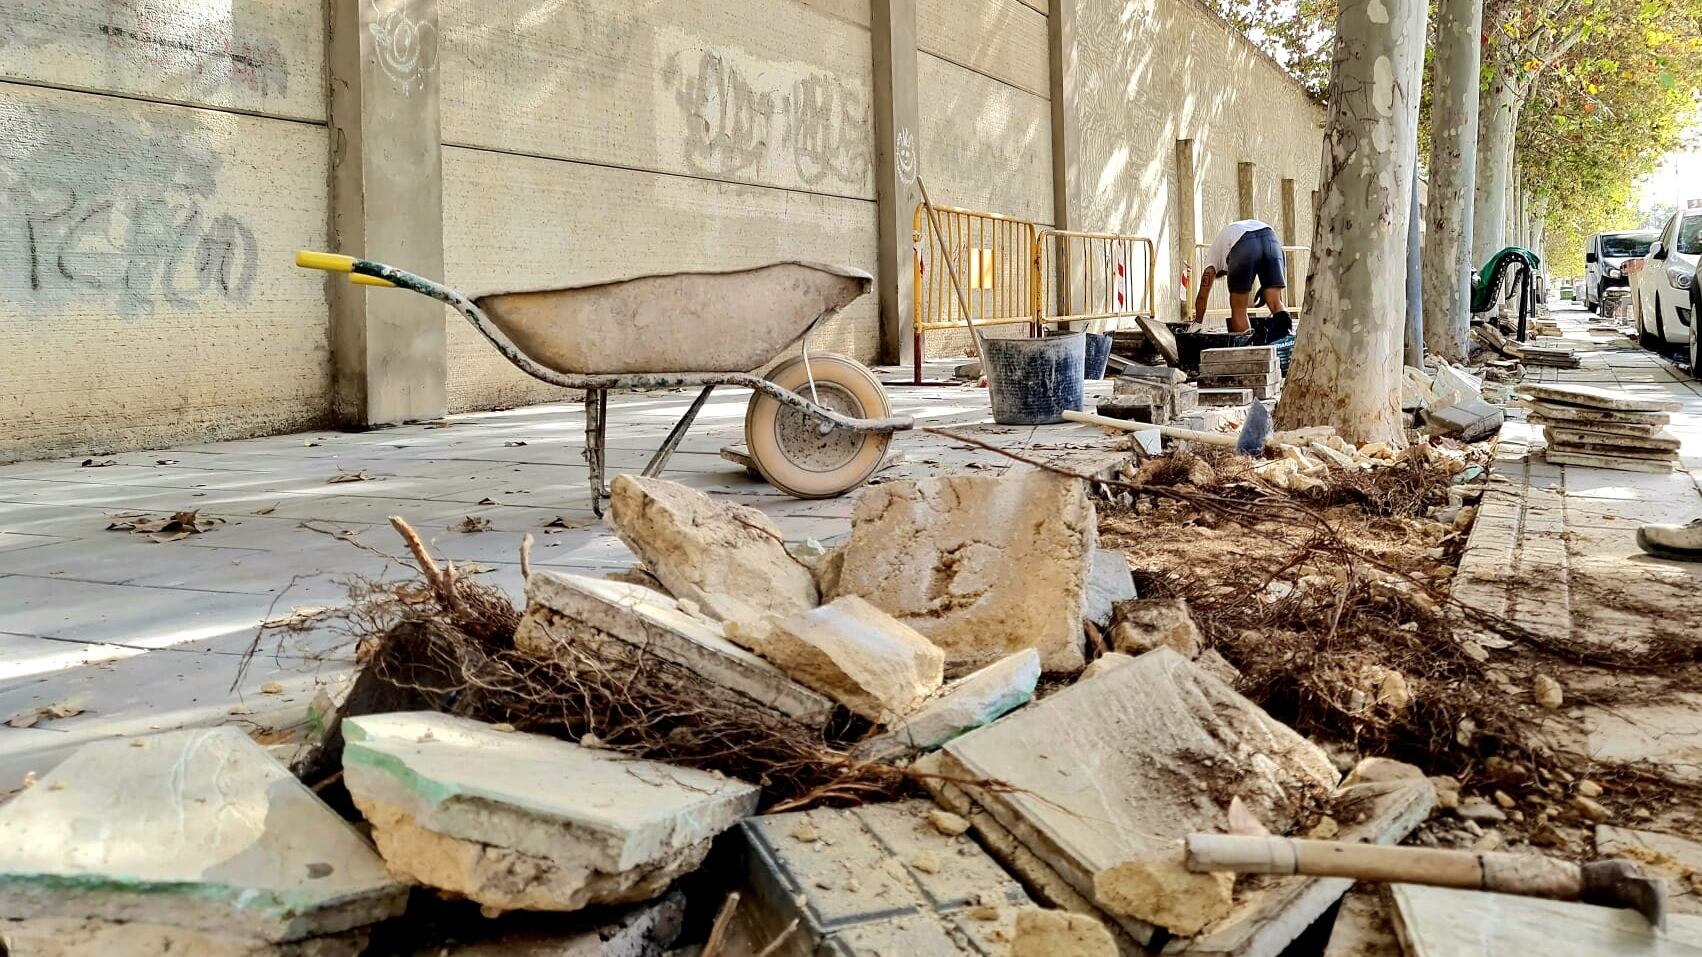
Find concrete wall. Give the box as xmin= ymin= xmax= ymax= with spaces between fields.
xmin=1059 ymin=0 xmax=1325 ymax=323
xmin=916 ymin=0 xmax=1054 ymax=354
xmin=0 ymin=0 xmax=331 ymax=458
xmin=0 ymin=0 xmax=1324 ymax=456
xmin=436 ymin=0 xmax=881 ymax=412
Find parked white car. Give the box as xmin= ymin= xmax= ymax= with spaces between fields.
xmin=1584 ymin=229 xmax=1658 ymax=312
xmin=1634 ymin=208 xmax=1701 ymax=367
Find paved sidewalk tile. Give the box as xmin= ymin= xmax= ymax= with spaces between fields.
xmin=0 ymin=372 xmax=1126 ymax=782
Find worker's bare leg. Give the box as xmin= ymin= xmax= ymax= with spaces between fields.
xmin=1227 ymin=292 xmax=1252 ymax=334
xmin=1261 ymin=287 xmax=1286 ymax=315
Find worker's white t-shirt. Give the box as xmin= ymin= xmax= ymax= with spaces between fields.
xmin=1204 ymin=219 xmax=1275 ymax=273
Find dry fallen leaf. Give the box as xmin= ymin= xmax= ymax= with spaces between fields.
xmin=503 ymin=440 xmax=528 ymax=447
xmin=6 ymin=711 xmax=40 ymax=729
xmin=544 ymin=515 xmax=594 ymax=530
xmin=44 ymin=701 xmax=84 ymax=719
xmin=326 ymin=470 xmax=376 ymax=484
xmin=106 ymin=510 xmax=224 ymax=542
xmin=424 ymin=420 xmax=455 ymax=429
xmin=304 ymin=439 xmax=320 ymax=447
xmin=155 ymin=459 xmax=179 ymax=466
xmin=477 ymin=497 xmax=498 ymax=505
xmin=255 ymin=504 xmax=278 ymax=515
xmin=20 ymin=771 xmax=36 ymax=790
xmin=260 ymin=681 xmax=286 ymax=695
xmin=80 ymin=458 xmax=118 ymax=468
xmin=454 ymin=516 xmax=493 ymax=533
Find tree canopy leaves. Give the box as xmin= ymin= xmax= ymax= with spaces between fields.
xmin=1198 ymin=0 xmax=1702 ymax=273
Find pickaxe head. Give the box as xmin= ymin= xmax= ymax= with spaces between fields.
xmin=1581 ymin=859 xmax=1668 ymax=930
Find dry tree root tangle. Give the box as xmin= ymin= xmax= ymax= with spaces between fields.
xmin=261 ymin=517 xmax=905 ymax=811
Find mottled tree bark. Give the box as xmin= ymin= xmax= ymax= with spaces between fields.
xmin=1275 ymin=0 xmax=1425 ymax=445
xmin=1472 ymin=76 xmax=1518 ymax=266
xmin=1422 ymin=0 xmax=1483 ymax=361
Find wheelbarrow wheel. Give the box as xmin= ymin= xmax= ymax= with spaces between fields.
xmin=745 ymin=353 xmax=893 ymax=499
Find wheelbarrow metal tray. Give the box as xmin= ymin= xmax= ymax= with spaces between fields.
xmin=475 ymin=261 xmax=873 ymax=376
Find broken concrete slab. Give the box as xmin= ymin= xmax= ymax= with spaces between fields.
xmin=1389 ymin=883 xmax=1702 ymax=955
xmin=1095 ymin=395 xmax=1161 ymax=424
xmin=1200 ymin=388 xmax=1255 ymax=407
xmin=605 ymin=475 xmax=818 ymax=623
xmin=1116 ymin=364 xmax=1187 ymax=385
xmin=1545 ymin=449 xmax=1676 ymax=474
xmin=1011 ymin=909 xmax=1118 ymax=957
xmin=0 ymin=919 xmax=368 ymax=957
xmin=1521 ymin=382 xmax=1682 ymax=413
xmin=724 ymin=596 xmax=944 ymax=723
xmin=341 ymin=712 xmax=759 ymax=914
xmin=1596 ymin=826 xmax=1702 ymax=915
xmin=851 ymin=650 xmax=1040 ymax=763
xmin=832 ymin=470 xmax=1094 ymax=673
xmin=913 ymin=648 xmax=1339 ymax=948
xmin=1083 ymin=549 xmax=1138 ymax=628
xmin=0 ymin=728 xmax=406 ymax=942
xmin=728 ymin=800 xmax=1033 ymax=956
xmin=924 ymin=778 xmax=1128 ymax=947
xmin=1093 ymin=846 xmax=1234 ymax=935
xmin=1545 ymin=426 xmax=1682 ymax=452
xmin=1521 ymin=399 xmax=1670 ymax=433
xmin=1421 ymin=396 xmax=1504 ymax=442
xmin=1109 ymin=598 xmax=1202 ymax=658
xmin=916 ymin=653 xmax=1432 ymax=955
xmin=517 ymin=571 xmax=833 ymax=723
xmin=1170 ymin=764 xmax=1434 ymax=957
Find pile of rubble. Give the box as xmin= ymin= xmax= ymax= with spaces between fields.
xmin=1 ymin=448 xmax=1689 ymax=955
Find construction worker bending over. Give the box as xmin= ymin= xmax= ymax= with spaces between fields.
xmin=1194 ymin=219 xmax=1294 ymax=344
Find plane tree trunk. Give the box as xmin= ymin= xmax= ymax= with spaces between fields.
xmin=1422 ymin=0 xmax=1484 ymax=361
xmin=1472 ymin=73 xmax=1519 ymax=267
xmin=1274 ymin=0 xmax=1425 ymax=445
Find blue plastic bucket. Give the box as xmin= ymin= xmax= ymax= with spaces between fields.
xmin=1083 ymin=332 xmax=1112 ymax=379
xmin=983 ymin=333 xmax=1086 ymax=425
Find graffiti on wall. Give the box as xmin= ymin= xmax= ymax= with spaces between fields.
xmin=665 ymin=49 xmax=872 ymax=192
xmin=367 ymin=0 xmax=437 ymax=96
xmin=1 ymin=107 xmax=261 ymax=315
xmin=0 ymin=0 xmax=291 ymax=100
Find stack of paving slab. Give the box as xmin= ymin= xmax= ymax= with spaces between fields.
xmin=1197 ymin=345 xmax=1282 ymax=399
xmin=1098 ymin=363 xmax=1198 ymax=425
xmin=1522 ymin=382 xmax=1681 ymax=473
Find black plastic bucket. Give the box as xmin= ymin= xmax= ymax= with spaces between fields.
xmin=983 ymin=333 xmax=1086 ymax=425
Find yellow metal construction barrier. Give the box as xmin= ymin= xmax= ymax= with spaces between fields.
xmin=911 ymin=203 xmax=1157 ymax=382
xmin=1034 ymin=229 xmax=1157 ymax=330
xmin=1187 ymin=243 xmax=1310 ymax=324
xmin=912 ymin=203 xmax=1042 ymax=382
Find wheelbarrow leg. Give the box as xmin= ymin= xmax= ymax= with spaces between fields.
xmin=643 ymin=385 xmax=715 ymax=479
xmin=583 ymin=387 xmax=609 ymax=516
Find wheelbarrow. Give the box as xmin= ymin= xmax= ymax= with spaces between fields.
xmin=295 ymin=252 xmax=914 ymax=513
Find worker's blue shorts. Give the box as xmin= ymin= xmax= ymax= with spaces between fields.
xmin=1225 ymin=227 xmax=1286 ymax=295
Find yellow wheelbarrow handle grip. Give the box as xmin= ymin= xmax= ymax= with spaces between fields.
xmin=295 ymin=250 xmax=397 ymax=287
xmin=295 ymin=250 xmax=354 ymax=272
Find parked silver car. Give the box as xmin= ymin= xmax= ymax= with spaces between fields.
xmin=1585 ymin=229 xmax=1658 ymax=313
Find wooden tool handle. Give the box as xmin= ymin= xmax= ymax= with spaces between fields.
xmin=1186 ymin=834 xmax=1583 ymax=899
